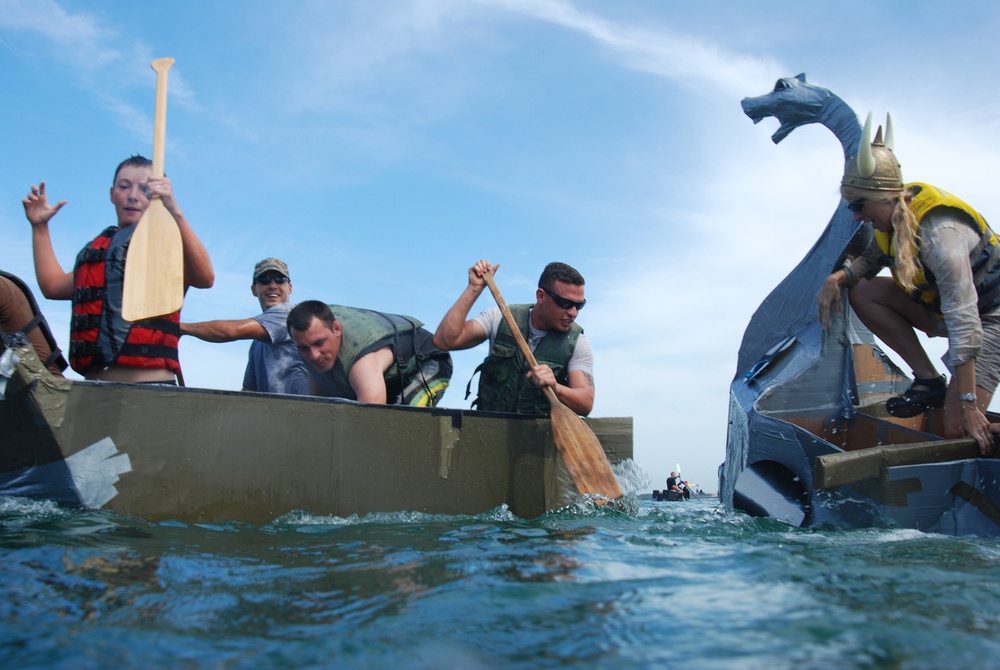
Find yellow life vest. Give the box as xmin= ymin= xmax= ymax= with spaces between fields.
xmin=873 ymin=182 xmax=1000 ymax=315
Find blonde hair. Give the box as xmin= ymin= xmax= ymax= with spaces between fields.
xmin=842 ymin=185 xmax=920 ymax=293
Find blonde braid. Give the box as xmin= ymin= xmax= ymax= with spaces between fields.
xmin=891 ymin=191 xmax=921 ymax=293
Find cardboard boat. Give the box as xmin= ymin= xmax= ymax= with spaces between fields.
xmin=721 ymin=74 xmax=1000 ymax=537
xmin=0 ymin=339 xmax=631 ymax=524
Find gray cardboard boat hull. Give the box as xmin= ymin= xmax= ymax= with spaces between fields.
xmin=1 ymin=343 xmax=631 ymax=524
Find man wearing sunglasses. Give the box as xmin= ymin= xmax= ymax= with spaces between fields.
xmin=432 ymin=260 xmax=595 ymax=417
xmin=180 ymin=257 xmax=308 ymax=395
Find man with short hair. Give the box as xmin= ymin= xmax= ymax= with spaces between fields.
xmin=432 ymin=260 xmax=595 ymax=416
xmin=288 ymin=300 xmax=452 ymax=406
xmin=181 ymin=258 xmax=308 ymax=395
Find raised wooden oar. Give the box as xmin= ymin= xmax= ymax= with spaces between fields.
xmin=813 ymin=437 xmax=981 ymax=490
xmin=482 ymin=271 xmax=623 ymax=500
xmin=123 ymin=57 xmax=184 ymax=322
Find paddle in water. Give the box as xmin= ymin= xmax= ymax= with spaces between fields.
xmin=482 ymin=271 xmax=623 ymax=500
xmin=122 ymin=57 xmax=184 ymax=322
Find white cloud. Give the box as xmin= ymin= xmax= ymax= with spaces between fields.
xmin=0 ymin=0 xmax=121 ymax=69
xmin=479 ymin=0 xmax=782 ymax=96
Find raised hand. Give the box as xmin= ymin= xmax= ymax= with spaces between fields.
xmin=22 ymin=182 xmax=67 ymax=227
xmin=468 ymin=259 xmax=499 ymax=289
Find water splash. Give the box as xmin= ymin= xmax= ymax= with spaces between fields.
xmin=614 ymin=458 xmax=649 ymax=493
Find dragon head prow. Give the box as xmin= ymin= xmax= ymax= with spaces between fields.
xmin=741 ymin=73 xmax=833 ymax=144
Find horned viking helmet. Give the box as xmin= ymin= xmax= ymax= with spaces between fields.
xmin=841 ymin=112 xmax=904 ymax=192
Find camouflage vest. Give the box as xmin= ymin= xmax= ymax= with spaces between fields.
xmin=315 ymin=305 xmax=424 ymax=401
xmin=474 ymin=304 xmax=581 ymax=416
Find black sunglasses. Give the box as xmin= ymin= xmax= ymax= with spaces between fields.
xmin=847 ymin=199 xmax=867 ymax=213
xmin=255 ymin=275 xmax=289 ymax=285
xmin=541 ymin=286 xmax=586 ymax=311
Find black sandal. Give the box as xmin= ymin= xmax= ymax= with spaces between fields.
xmin=886 ymin=374 xmax=947 ymax=418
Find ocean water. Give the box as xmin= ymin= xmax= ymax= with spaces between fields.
xmin=3 ymin=483 xmax=1000 ymax=669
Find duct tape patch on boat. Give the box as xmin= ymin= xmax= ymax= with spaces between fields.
xmin=65 ymin=437 xmax=133 ymax=508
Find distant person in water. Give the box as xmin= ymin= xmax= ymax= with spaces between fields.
xmin=0 ymin=270 xmax=67 ymax=376
xmin=287 ymin=300 xmax=452 ymax=406
xmin=22 ymin=155 xmax=214 ymax=383
xmin=666 ymin=472 xmax=681 ymax=493
xmin=432 ymin=260 xmax=594 ymax=416
xmin=181 ymin=258 xmax=308 ymax=395
xmin=680 ymin=480 xmax=692 ymax=500
xmin=816 ymin=115 xmax=1000 ymax=456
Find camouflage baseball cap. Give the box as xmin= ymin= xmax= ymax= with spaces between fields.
xmin=253 ymin=257 xmax=289 ymax=280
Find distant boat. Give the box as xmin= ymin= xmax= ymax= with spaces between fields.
xmin=650 ymin=489 xmax=715 ymax=501
xmin=722 ymin=74 xmax=1000 ymax=537
xmin=0 ymin=338 xmax=632 ymax=524
xmin=651 ymin=489 xmax=685 ymax=502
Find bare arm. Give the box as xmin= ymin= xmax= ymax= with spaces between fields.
xmin=23 ymin=182 xmax=73 ymax=300
xmin=946 ymin=360 xmax=993 ymax=456
xmin=348 ymin=346 xmax=395 ymax=404
xmin=147 ymin=176 xmax=215 ymax=289
xmin=817 ymin=237 xmax=884 ymax=330
xmin=816 ymin=269 xmax=848 ymax=331
xmin=433 ymin=259 xmax=497 ymax=351
xmin=180 ymin=318 xmax=268 ymax=343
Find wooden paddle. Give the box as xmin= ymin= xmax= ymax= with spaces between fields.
xmin=122 ymin=57 xmax=184 ymax=322
xmin=482 ymin=271 xmax=623 ymax=500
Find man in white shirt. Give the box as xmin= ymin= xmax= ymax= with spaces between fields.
xmin=433 ymin=260 xmax=594 ymax=416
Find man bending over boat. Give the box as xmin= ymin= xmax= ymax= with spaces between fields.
xmin=0 ymin=270 xmax=67 ymax=377
xmin=22 ymin=155 xmax=214 ymax=384
xmin=180 ymin=258 xmax=308 ymax=395
xmin=432 ymin=260 xmax=594 ymax=416
xmin=287 ymin=300 xmax=452 ymax=406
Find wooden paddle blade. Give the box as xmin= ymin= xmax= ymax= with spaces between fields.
xmin=548 ymin=394 xmax=624 ymax=499
xmin=123 ymin=56 xmax=183 ymax=322
xmin=122 ymin=200 xmax=184 ymax=321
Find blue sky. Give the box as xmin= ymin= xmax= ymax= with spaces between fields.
xmin=3 ymin=0 xmax=1000 ymax=493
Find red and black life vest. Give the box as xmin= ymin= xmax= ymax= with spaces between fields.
xmin=69 ymin=226 xmax=180 ymax=375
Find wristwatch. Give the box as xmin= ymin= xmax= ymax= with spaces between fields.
xmin=960 ymin=392 xmax=978 ymax=403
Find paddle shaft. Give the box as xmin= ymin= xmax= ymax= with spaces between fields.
xmin=150 ymin=58 xmax=174 ymax=177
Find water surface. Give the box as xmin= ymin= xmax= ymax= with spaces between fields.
xmin=3 ymin=493 xmax=999 ymax=669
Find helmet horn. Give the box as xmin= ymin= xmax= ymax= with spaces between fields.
xmin=857 ymin=112 xmax=876 ymax=178
xmin=884 ymin=113 xmax=894 ymax=151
